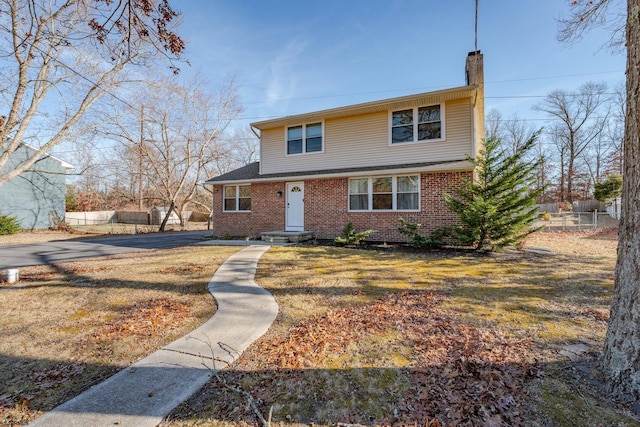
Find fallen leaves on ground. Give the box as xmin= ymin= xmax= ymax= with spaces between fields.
xmin=0 ymin=246 xmax=234 ymax=425
xmin=169 ymin=292 xmax=539 ymax=426
xmin=91 ymin=298 xmax=191 ymax=342
xmin=159 ymin=264 xmax=206 ymax=274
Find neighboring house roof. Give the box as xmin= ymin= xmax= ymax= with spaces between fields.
xmin=0 ymin=142 xmax=73 ymax=230
xmin=21 ymin=143 xmax=75 ymax=169
xmin=205 ymin=159 xmax=472 ymax=185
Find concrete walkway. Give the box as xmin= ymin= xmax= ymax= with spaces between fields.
xmin=29 ymin=245 xmax=278 ymax=427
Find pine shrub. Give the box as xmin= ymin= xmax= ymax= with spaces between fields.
xmin=334 ymin=222 xmax=375 ymax=246
xmin=444 ymin=134 xmax=544 ymax=251
xmin=397 ymin=218 xmax=450 ymax=248
xmin=0 ymin=214 xmax=21 ymax=235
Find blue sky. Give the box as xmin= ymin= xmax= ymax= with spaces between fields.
xmin=176 ymin=1 xmax=625 ymax=130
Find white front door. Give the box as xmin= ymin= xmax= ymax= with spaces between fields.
xmin=286 ymin=182 xmax=304 ymax=231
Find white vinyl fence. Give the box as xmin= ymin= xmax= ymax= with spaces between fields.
xmin=606 ymin=198 xmax=621 ymax=220
xmin=64 ymin=210 xmax=116 ymax=226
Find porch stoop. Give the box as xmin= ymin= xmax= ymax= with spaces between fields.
xmin=260 ymin=230 xmax=314 ymax=243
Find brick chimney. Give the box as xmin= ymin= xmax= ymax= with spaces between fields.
xmin=465 ymin=51 xmax=484 ymax=159
xmin=465 ymin=50 xmax=484 ymax=87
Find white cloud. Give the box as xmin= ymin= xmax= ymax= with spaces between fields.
xmin=266 ymin=39 xmax=308 ymax=107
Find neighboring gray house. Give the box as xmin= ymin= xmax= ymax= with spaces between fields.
xmin=0 ymin=144 xmax=74 ymax=229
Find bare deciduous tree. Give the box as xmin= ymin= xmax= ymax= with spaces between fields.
xmin=535 ymin=81 xmax=610 ymax=203
xmin=485 ymin=109 xmax=548 ymax=201
xmin=500 ymin=114 xmax=539 ymax=158
xmin=485 ymin=109 xmax=504 ymax=141
xmin=0 ymin=0 xmax=183 ymax=185
xmin=102 ymin=75 xmax=242 ymax=231
xmin=604 ymin=83 xmax=626 ymax=175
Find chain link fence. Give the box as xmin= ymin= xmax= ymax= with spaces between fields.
xmin=534 ymin=211 xmax=618 ymax=231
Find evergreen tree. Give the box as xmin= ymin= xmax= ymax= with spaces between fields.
xmin=445 ymin=134 xmax=543 ymax=251
xmin=594 ymin=173 xmax=623 ymax=203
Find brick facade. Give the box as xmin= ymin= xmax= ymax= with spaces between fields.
xmin=211 ymin=170 xmax=472 ymax=242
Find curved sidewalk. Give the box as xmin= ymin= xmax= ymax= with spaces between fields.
xmin=30 ymin=245 xmax=278 ymax=427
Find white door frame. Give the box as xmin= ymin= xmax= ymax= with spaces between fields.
xmin=285 ymin=181 xmax=304 ymax=231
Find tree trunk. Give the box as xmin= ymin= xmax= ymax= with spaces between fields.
xmin=158 ymin=201 xmax=175 ymax=232
xmin=567 ymin=154 xmax=574 ymax=204
xmin=602 ymin=0 xmax=640 ymax=402
xmin=559 ymin=150 xmax=566 ymax=202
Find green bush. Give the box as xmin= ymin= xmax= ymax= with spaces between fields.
xmin=0 ymin=214 xmax=21 ymax=235
xmin=398 ymin=217 xmax=449 ymax=248
xmin=334 ymin=222 xmax=375 ymax=246
xmin=594 ymin=173 xmax=622 ymax=203
xmin=444 ymin=134 xmax=543 ymax=251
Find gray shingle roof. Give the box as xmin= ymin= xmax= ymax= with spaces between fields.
xmin=206 ymin=162 xmax=261 ymax=182
xmin=204 ymin=159 xmax=469 ymax=184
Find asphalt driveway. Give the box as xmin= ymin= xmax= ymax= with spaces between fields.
xmin=0 ymin=231 xmax=211 ymax=269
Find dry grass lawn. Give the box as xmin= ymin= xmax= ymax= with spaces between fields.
xmin=2 ymin=229 xmax=638 ymax=426
xmin=0 ymin=223 xmax=210 ymax=246
xmin=0 ymin=245 xmax=239 ymax=426
xmin=162 ymin=229 xmax=640 ymax=426
xmin=0 ymin=229 xmax=89 ymax=245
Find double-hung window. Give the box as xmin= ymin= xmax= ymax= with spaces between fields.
xmin=391 ymin=104 xmax=443 ymax=144
xmin=397 ymin=176 xmax=420 ymax=209
xmin=372 ymin=177 xmax=393 ymax=210
xmin=287 ymin=122 xmax=323 ymax=155
xmin=224 ymin=184 xmax=251 ymax=211
xmin=349 ymin=178 xmax=369 ymax=210
xmin=349 ymin=175 xmax=419 ymax=211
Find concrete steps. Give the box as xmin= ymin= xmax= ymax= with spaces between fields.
xmin=260 ymin=230 xmax=314 ymax=243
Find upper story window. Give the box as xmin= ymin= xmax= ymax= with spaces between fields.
xmin=287 ymin=122 xmax=323 ymax=155
xmin=224 ymin=184 xmax=251 ymax=212
xmin=390 ymin=104 xmax=443 ymax=144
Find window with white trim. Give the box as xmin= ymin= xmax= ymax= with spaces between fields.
xmin=391 ymin=104 xmax=443 ymax=144
xmin=372 ymin=177 xmax=393 ymax=210
xmin=349 ymin=178 xmax=368 ymax=210
xmin=349 ymin=175 xmax=420 ymax=211
xmin=287 ymin=122 xmax=323 ymax=155
xmin=223 ymin=184 xmax=251 ymax=211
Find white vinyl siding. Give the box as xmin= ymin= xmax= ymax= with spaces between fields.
xmin=260 ymin=99 xmax=472 ymax=175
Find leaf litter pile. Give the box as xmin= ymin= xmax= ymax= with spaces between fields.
xmin=167 ymin=291 xmax=539 ymax=426
xmin=91 ymin=298 xmax=190 ymax=343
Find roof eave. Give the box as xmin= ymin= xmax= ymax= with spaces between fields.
xmin=19 ymin=142 xmax=75 ymax=169
xmin=203 ymin=160 xmax=474 ymax=185
xmin=252 ymin=85 xmax=477 ymax=130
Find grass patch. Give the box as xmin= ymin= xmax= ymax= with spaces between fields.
xmin=71 ymin=222 xmax=209 ymax=235
xmin=0 ymin=245 xmax=239 ymax=425
xmin=163 ymin=231 xmax=639 ymax=426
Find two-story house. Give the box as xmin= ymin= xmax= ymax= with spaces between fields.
xmin=205 ymin=51 xmax=484 ymax=242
